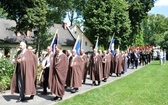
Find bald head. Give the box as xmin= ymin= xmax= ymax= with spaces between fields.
xmin=47 ymin=46 xmax=52 ymax=53
xmin=103 ymin=50 xmax=107 ymax=54
xmin=115 ymin=49 xmax=120 ymax=54
xmin=19 ymin=42 xmax=27 ymax=51
xmin=28 ymin=46 xmax=33 ymax=50
xmin=55 ymin=44 xmax=62 ymax=53
xmin=56 ymin=44 xmax=62 ymax=50
xmin=72 ymin=49 xmax=76 ymax=56
xmin=94 ymin=49 xmax=97 ymax=54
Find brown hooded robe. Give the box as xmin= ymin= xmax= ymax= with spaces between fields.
xmin=81 ymin=54 xmax=88 ymax=82
xmin=113 ymin=53 xmax=123 ymax=74
xmin=90 ymin=54 xmax=103 ymax=81
xmin=49 ymin=53 xmax=68 ymax=97
xmin=11 ymin=49 xmax=38 ymax=95
xmin=103 ymin=54 xmax=111 ymax=79
xmin=70 ymin=56 xmax=83 ymax=88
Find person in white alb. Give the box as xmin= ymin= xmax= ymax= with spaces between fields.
xmin=159 ymin=50 xmax=163 ymax=65
xmin=41 ymin=46 xmax=53 ymax=94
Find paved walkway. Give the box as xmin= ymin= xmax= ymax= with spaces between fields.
xmin=0 ymin=66 xmax=144 ymax=105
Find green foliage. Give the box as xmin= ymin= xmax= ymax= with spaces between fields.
xmin=142 ymin=14 xmax=168 ymax=46
xmin=33 ymin=26 xmax=53 ymax=53
xmin=0 ymin=0 xmax=48 ymax=31
xmin=161 ymin=31 xmax=168 ymax=50
xmin=73 ymin=19 xmax=84 ymax=29
xmin=46 ymin=0 xmax=69 ymax=25
xmin=66 ymin=0 xmax=86 ymax=26
xmin=98 ymin=45 xmax=104 ymax=51
xmin=0 ymin=58 xmax=14 ymax=92
xmin=112 ymin=0 xmax=131 ymax=50
xmin=84 ymin=0 xmax=114 ymax=49
xmin=134 ymin=31 xmax=144 ymax=46
xmin=23 ymin=0 xmax=48 ymax=30
xmin=127 ymin=0 xmax=156 ymax=44
xmin=84 ymin=0 xmax=131 ymax=50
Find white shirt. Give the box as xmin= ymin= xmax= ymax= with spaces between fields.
xmin=160 ymin=51 xmax=163 ymax=59
xmin=44 ymin=52 xmax=52 ymax=68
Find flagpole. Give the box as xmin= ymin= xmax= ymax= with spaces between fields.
xmin=50 ymin=29 xmax=58 ymax=46
xmin=82 ymin=33 xmax=83 ymax=49
xmin=94 ymin=36 xmax=99 ymax=49
xmin=118 ymin=45 xmax=120 ymax=50
xmin=112 ymin=32 xmax=115 ymax=39
xmin=73 ymin=35 xmax=80 ymax=50
xmin=109 ymin=33 xmax=115 ymax=55
xmin=73 ymin=35 xmax=81 ymax=56
xmin=109 ymin=33 xmax=115 ymax=49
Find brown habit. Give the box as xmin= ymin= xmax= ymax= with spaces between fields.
xmin=103 ymin=54 xmax=111 ymax=79
xmin=113 ymin=53 xmax=123 ymax=74
xmin=66 ymin=55 xmax=72 ymax=87
xmin=11 ymin=49 xmax=38 ymax=95
xmin=90 ymin=54 xmax=103 ymax=81
xmin=49 ymin=53 xmax=68 ymax=97
xmin=81 ymin=54 xmax=88 ymax=81
xmin=122 ymin=54 xmax=127 ymax=72
xmin=110 ymin=55 xmax=115 ymax=74
xmin=70 ymin=56 xmax=83 ymax=88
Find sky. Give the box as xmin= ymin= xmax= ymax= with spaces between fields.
xmin=149 ymin=0 xmax=168 ymax=17
xmin=64 ymin=0 xmax=168 ymax=26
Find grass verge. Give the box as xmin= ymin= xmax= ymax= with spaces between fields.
xmin=57 ymin=61 xmax=168 ymax=105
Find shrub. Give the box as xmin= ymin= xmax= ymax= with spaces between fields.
xmin=0 ymin=58 xmax=14 ymax=92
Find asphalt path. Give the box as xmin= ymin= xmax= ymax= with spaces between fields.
xmin=0 ymin=65 xmax=144 ymax=105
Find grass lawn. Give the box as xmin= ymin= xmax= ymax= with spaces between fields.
xmin=57 ymin=61 xmax=168 ymax=105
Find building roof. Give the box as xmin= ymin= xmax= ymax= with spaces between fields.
xmin=0 ymin=19 xmax=76 ymax=46
xmin=49 ymin=24 xmax=75 ymax=46
xmin=69 ymin=25 xmax=78 ymax=39
xmin=69 ymin=25 xmax=93 ymax=46
xmin=0 ymin=18 xmax=34 ymax=44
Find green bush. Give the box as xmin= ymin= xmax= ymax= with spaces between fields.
xmin=0 ymin=58 xmax=14 ymax=92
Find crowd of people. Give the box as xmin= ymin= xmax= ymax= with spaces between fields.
xmin=11 ymin=42 xmax=156 ymax=102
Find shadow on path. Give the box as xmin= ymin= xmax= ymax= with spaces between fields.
xmin=2 ymin=94 xmax=18 ymax=101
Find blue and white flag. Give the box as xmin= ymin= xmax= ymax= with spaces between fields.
xmin=73 ymin=36 xmax=81 ymax=56
xmin=109 ymin=37 xmax=115 ymax=55
xmin=50 ymin=29 xmax=58 ymax=52
xmin=94 ymin=37 xmax=99 ymax=50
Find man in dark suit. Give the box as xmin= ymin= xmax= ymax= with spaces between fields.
xmin=132 ymin=49 xmax=139 ymax=69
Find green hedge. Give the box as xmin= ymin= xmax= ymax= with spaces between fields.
xmin=0 ymin=58 xmax=14 ymax=92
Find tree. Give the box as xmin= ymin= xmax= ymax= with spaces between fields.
xmin=0 ymin=0 xmax=48 ymax=32
xmin=33 ymin=27 xmax=53 ymax=54
xmin=111 ymin=0 xmax=131 ymax=50
xmin=141 ymin=14 xmax=168 ymax=46
xmin=66 ymin=0 xmax=86 ymax=26
xmin=161 ymin=31 xmax=168 ymax=52
xmin=83 ymin=0 xmax=131 ymax=50
xmin=83 ymin=0 xmax=115 ymax=49
xmin=73 ymin=19 xmax=84 ymax=29
xmin=46 ymin=0 xmax=69 ymax=26
xmin=127 ymin=0 xmax=156 ymax=45
xmin=134 ymin=30 xmax=144 ymax=46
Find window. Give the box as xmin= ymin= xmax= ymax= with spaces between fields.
xmin=85 ymin=41 xmax=87 ymax=46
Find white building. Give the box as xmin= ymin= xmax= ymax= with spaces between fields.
xmin=69 ymin=25 xmax=93 ymax=52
